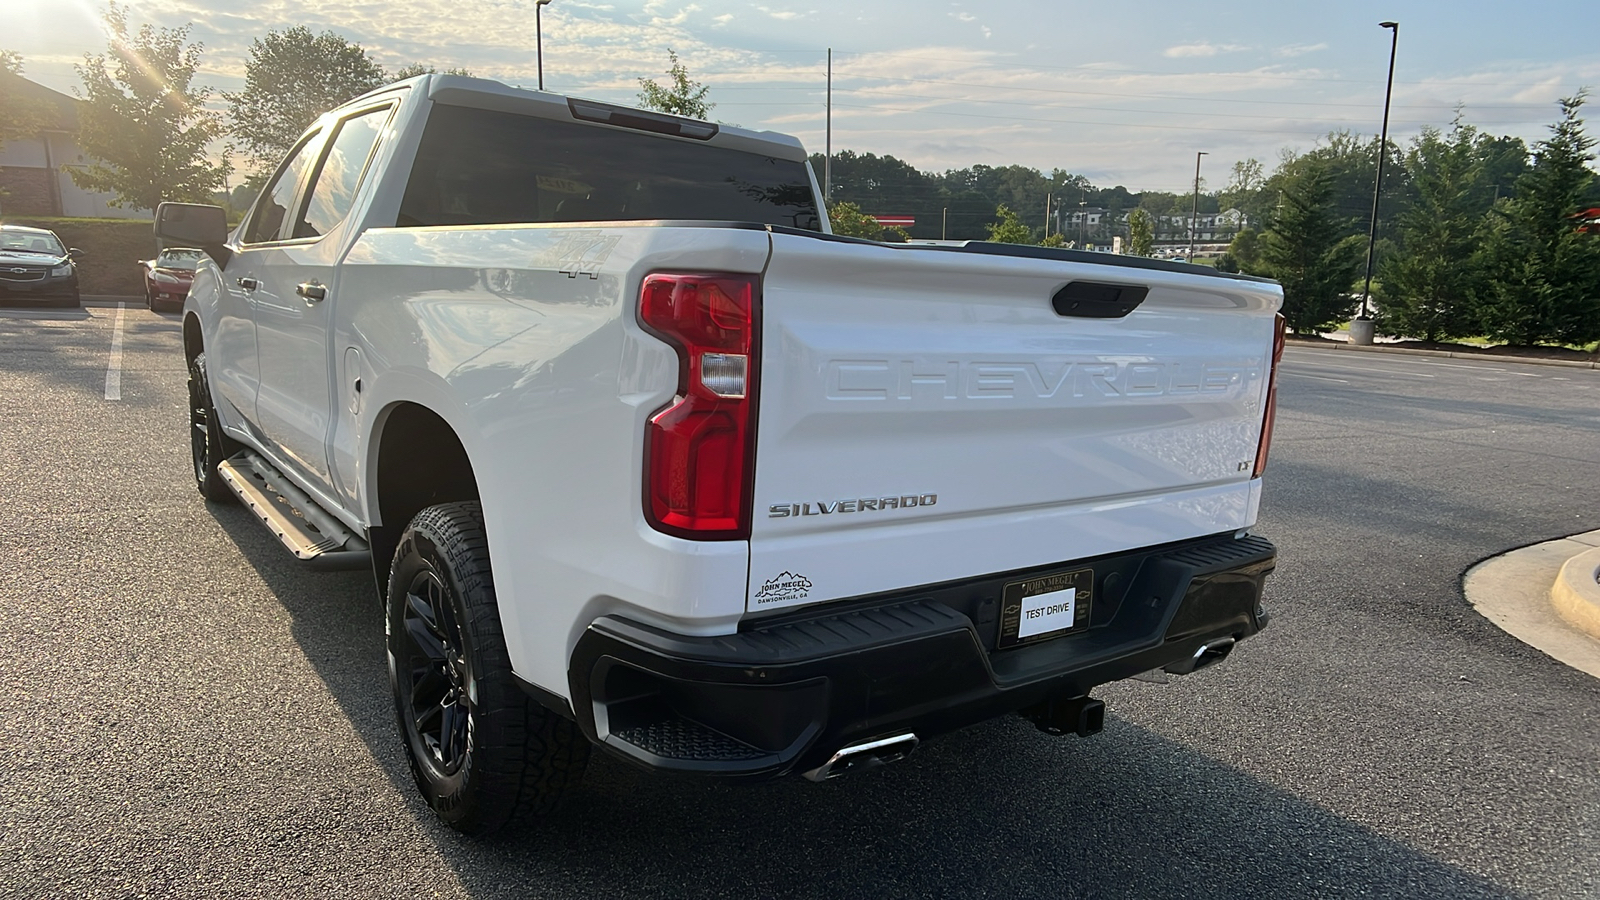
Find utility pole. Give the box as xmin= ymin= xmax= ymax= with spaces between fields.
xmin=825 ymin=48 xmax=832 ymax=206
xmin=1045 ymin=193 xmax=1052 ymax=238
xmin=1188 ymin=151 xmax=1208 ymax=263
xmin=1354 ymin=21 xmax=1400 ymax=344
xmin=942 ymin=207 xmax=947 ymax=240
xmin=1079 ymin=200 xmax=1087 ymax=248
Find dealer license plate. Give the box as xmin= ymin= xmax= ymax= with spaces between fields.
xmin=996 ymin=567 xmax=1093 ymax=649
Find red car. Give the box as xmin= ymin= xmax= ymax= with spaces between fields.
xmin=141 ymin=248 xmax=203 ymax=311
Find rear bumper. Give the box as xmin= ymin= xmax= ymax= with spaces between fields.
xmin=0 ymin=276 xmax=79 ymax=302
xmin=566 ymin=532 xmax=1276 ymax=779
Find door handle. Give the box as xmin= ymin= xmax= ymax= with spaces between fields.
xmin=237 ymin=277 xmax=258 ymax=291
xmin=296 ymin=282 xmax=327 ymax=302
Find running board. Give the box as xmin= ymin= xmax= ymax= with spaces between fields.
xmin=217 ymin=450 xmax=371 ymax=571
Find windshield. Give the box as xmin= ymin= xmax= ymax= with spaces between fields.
xmin=0 ymin=231 xmax=66 ymax=256
xmin=156 ymin=249 xmax=203 ymax=270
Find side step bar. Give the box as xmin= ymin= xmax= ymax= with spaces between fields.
xmin=217 ymin=450 xmax=371 ymax=571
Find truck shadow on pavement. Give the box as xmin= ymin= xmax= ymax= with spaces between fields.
xmin=208 ymin=506 xmax=1516 ymax=900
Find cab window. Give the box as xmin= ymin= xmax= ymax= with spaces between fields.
xmin=243 ymin=131 xmax=324 ymax=244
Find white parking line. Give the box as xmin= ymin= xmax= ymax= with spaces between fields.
xmin=104 ymin=303 xmax=125 ymax=401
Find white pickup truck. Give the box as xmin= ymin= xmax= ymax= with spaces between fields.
xmin=157 ymin=74 xmax=1283 ymax=835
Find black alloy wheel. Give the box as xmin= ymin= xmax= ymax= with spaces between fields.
xmin=399 ymin=566 xmax=473 ymax=775
xmin=387 ymin=502 xmax=588 ymax=835
xmin=186 ymin=352 xmax=236 ymax=502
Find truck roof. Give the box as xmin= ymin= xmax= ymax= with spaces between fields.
xmin=350 ymin=73 xmax=809 ymax=163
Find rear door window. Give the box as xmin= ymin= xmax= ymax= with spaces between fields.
xmin=398 ymin=104 xmax=820 ymax=231
xmin=294 ymin=105 xmax=392 ymax=240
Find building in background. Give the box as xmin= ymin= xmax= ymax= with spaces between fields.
xmin=0 ymin=72 xmax=147 ymax=219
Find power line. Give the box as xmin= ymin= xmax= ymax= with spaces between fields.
xmin=824 ymin=48 xmax=1595 ymax=91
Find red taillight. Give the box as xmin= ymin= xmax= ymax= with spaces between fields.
xmin=639 ymin=273 xmax=760 ymax=539
xmin=1253 ymin=312 xmax=1286 ymax=477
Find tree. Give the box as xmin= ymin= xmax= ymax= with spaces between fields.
xmin=1227 ymin=228 xmax=1263 ymax=272
xmin=1477 ymin=93 xmax=1600 ymax=346
xmin=1127 ymin=208 xmax=1155 ymax=256
xmin=0 ymin=51 xmax=51 ymax=156
xmin=637 ymin=49 xmax=712 ymax=119
xmin=1039 ymin=232 xmax=1066 ymax=248
xmin=985 ymin=204 xmax=1033 ymax=244
xmin=1376 ymin=119 xmax=1493 ymax=342
xmin=225 ymin=26 xmax=388 ymax=174
xmin=391 ymin=64 xmax=473 ymax=80
xmin=71 ymin=6 xmax=228 ymax=211
xmin=1259 ymin=162 xmax=1365 ymax=334
xmin=827 ymin=200 xmax=883 ymax=239
xmin=1219 ymin=158 xmax=1269 ymax=222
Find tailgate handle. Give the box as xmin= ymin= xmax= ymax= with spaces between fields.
xmin=1052 ymin=281 xmax=1149 ymax=318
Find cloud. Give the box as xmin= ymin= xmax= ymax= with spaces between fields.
xmin=952 ymin=12 xmax=975 ymax=22
xmin=1163 ymin=43 xmax=1246 ymax=59
xmin=756 ymin=5 xmax=805 ymax=20
xmin=712 ymin=13 xmax=733 ymax=25
xmin=1274 ymin=42 xmax=1328 ymax=58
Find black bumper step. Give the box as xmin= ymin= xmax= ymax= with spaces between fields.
xmin=568 ymin=531 xmax=1276 ymax=779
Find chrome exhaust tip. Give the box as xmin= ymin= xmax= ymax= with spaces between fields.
xmin=1162 ymin=636 xmax=1236 ymax=676
xmin=802 ymin=733 xmax=919 ymax=782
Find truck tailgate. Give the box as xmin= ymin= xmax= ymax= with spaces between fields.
xmin=746 ymin=235 xmax=1282 ymax=613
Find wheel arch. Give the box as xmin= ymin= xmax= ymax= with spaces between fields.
xmin=367 ymin=400 xmax=482 ymax=595
xmin=182 ymin=312 xmax=204 ymax=364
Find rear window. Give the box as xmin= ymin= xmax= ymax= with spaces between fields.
xmin=398 ymin=104 xmax=821 ymax=231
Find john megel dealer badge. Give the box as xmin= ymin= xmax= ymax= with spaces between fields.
xmin=755 ymin=571 xmax=812 ymax=605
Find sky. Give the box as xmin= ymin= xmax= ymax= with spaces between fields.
xmin=6 ymin=0 xmax=1598 ymax=194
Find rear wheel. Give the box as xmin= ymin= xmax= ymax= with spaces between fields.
xmin=186 ymin=352 xmax=237 ymax=502
xmin=387 ymin=502 xmax=589 ymax=836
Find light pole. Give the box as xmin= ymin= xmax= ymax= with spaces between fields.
xmin=1353 ymin=20 xmax=1400 ymax=345
xmin=535 ymin=0 xmax=553 ymax=90
xmin=1188 ymin=151 xmax=1207 ymax=263
xmin=825 ymin=48 xmax=832 ymax=205
xmin=1079 ymin=200 xmax=1087 ymax=248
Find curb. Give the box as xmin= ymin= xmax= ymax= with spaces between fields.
xmin=1552 ymin=545 xmax=1600 ymax=640
xmin=1289 ymin=338 xmax=1600 ymax=370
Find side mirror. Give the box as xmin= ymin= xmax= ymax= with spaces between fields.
xmin=68 ymin=248 xmax=84 ymax=259
xmin=154 ymin=202 xmax=231 ymax=267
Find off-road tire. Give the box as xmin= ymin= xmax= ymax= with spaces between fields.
xmin=187 ymin=352 xmax=237 ymax=502
xmin=387 ymin=501 xmax=589 ymax=836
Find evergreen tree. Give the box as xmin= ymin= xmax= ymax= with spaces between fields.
xmin=1259 ymin=163 xmax=1364 ymax=334
xmin=1477 ymin=94 xmax=1600 ymax=346
xmin=1127 ymin=208 xmax=1155 ymax=256
xmin=72 ymin=5 xmax=228 ymax=211
xmin=1377 ymin=119 xmax=1492 ymax=341
xmin=637 ymin=49 xmax=712 ymax=120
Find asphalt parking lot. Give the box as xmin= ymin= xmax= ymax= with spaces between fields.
xmin=1 ymin=305 xmax=1597 ymax=899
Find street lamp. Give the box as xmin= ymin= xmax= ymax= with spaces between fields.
xmin=536 ymin=0 xmax=553 ymax=91
xmin=1353 ymin=20 xmax=1400 ymax=345
xmin=1188 ymin=151 xmax=1208 ymax=263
